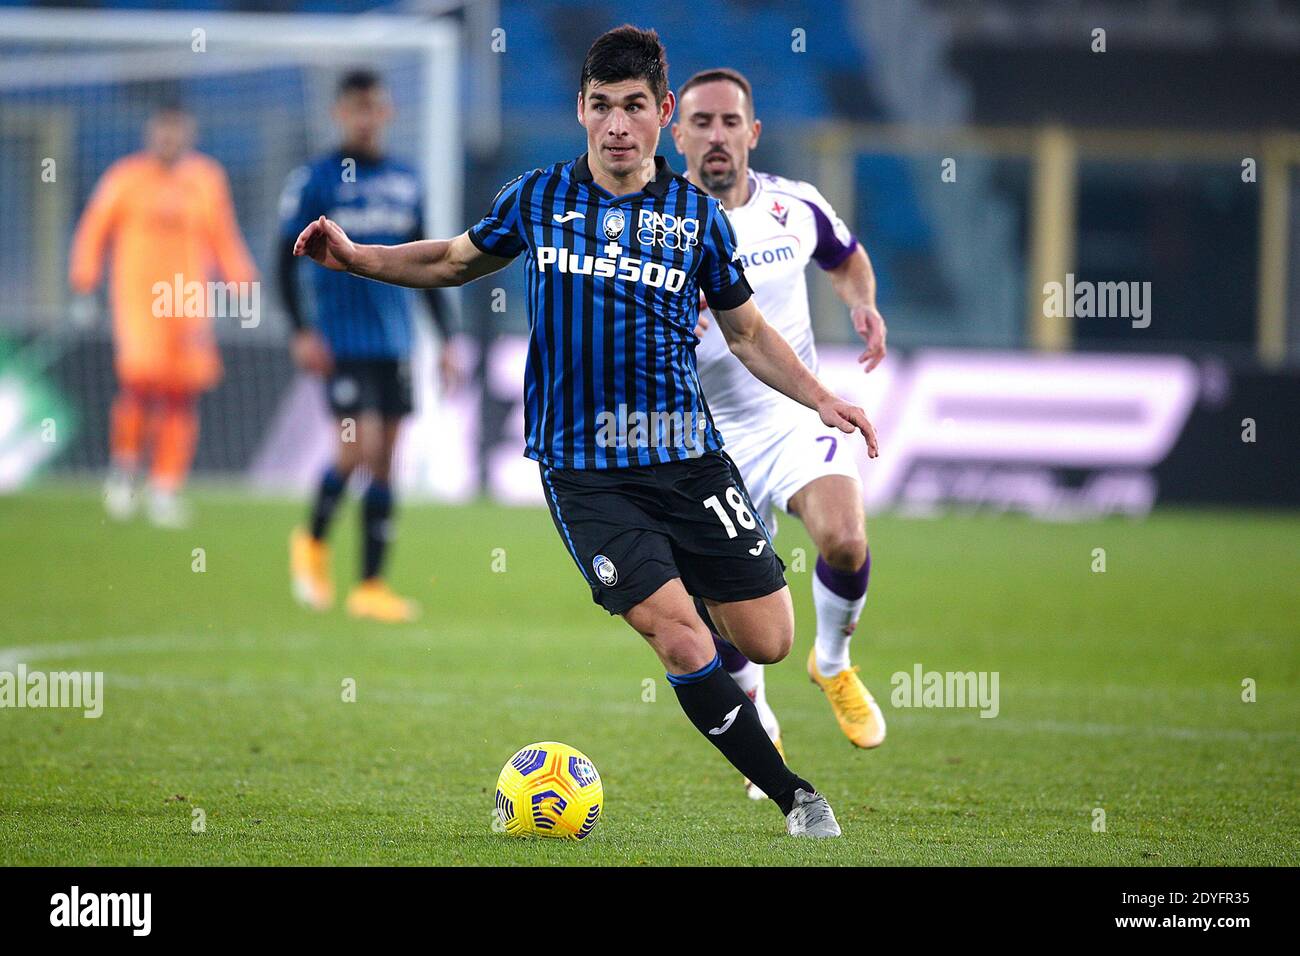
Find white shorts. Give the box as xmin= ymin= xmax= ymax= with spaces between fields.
xmin=720 ymin=406 xmax=863 ymax=534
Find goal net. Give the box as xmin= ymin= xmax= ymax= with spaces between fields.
xmin=0 ymin=9 xmax=465 ymax=493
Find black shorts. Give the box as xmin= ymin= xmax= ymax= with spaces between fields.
xmin=540 ymin=450 xmax=787 ymax=615
xmin=326 ymin=358 xmax=413 ymax=418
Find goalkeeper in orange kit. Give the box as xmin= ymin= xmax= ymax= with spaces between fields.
xmin=69 ymin=104 xmax=258 ymax=527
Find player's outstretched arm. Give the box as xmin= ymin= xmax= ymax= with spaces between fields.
xmin=714 ymin=297 xmax=879 ymax=458
xmin=293 ymin=216 xmax=512 ymax=288
xmin=827 ymin=245 xmax=888 ymax=374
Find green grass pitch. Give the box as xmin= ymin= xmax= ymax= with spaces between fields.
xmin=1 ymin=486 xmax=1297 ymax=866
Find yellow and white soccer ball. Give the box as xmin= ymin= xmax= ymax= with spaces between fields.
xmin=494 ymin=741 xmax=603 ymax=840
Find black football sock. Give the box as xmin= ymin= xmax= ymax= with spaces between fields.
xmin=309 ymin=466 xmax=346 ymax=540
xmin=669 ymin=654 xmax=814 ymax=815
xmin=361 ymin=480 xmax=393 ymax=580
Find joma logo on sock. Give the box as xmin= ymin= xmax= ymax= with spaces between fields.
xmin=50 ymin=886 xmax=151 ymax=936
xmin=708 ymin=704 xmax=742 ymax=735
xmin=890 ymin=664 xmax=1000 ymax=718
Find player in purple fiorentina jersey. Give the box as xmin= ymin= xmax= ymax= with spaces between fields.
xmin=673 ymin=68 xmax=889 ymax=798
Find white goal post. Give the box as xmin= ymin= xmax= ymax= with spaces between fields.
xmin=0 ymin=8 xmax=467 ymax=489
xmin=0 ymin=6 xmax=465 ymax=257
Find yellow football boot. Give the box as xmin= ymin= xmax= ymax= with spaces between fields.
xmin=808 ymin=649 xmax=886 ymax=749
xmin=290 ymin=528 xmax=333 ymax=611
xmin=346 ymin=579 xmax=420 ymax=623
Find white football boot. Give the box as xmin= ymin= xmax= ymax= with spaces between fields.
xmin=785 ymin=788 xmax=842 ymax=838
xmin=147 ymin=488 xmax=190 ymax=529
xmin=103 ymin=468 xmax=138 ymax=521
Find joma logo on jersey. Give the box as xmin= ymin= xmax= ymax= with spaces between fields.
xmin=636 ymin=210 xmax=699 ymax=250
xmin=536 ymin=246 xmax=687 ymax=292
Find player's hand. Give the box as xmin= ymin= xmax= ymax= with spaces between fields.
xmin=294 ymin=216 xmax=358 ymax=272
xmin=437 ymin=338 xmax=466 ymax=395
xmin=852 ymin=303 xmax=887 ymax=373
xmin=292 ymin=330 xmax=334 ymax=376
xmin=818 ymin=398 xmax=879 ymax=459
xmin=68 ymin=293 xmax=100 ymax=331
xmin=693 ymin=291 xmax=713 ymax=338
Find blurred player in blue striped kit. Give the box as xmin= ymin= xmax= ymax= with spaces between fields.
xmin=278 ymin=69 xmax=457 ymax=623
xmin=673 ymin=69 xmax=889 ymax=798
xmin=293 ymin=27 xmax=881 ymax=836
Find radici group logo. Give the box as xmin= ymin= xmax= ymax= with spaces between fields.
xmin=636 ymin=210 xmax=699 ymax=250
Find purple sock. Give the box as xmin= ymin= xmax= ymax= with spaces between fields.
xmin=815 ymin=549 xmax=870 ymax=601
xmin=712 ymin=632 xmax=751 ymax=673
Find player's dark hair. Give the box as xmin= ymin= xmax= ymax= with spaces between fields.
xmin=580 ymin=25 xmax=669 ymax=104
xmin=337 ymin=68 xmax=384 ymax=99
xmin=678 ymin=68 xmax=755 ymax=117
xmin=150 ymin=97 xmax=191 ymax=120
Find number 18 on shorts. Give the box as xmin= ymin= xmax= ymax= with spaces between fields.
xmin=539 ymin=450 xmax=787 ymax=615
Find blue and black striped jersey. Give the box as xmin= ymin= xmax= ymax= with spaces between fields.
xmin=279 ymin=151 xmax=423 ymax=359
xmin=468 ymin=153 xmax=752 ymax=470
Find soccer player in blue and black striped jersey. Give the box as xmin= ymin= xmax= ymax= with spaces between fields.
xmin=279 ymin=70 xmax=457 ymax=624
xmin=293 ymin=27 xmax=879 ymax=837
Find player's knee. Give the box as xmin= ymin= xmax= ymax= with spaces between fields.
xmin=820 ymin=528 xmax=868 ymax=572
xmin=745 ymin=646 xmax=782 ymax=666
xmin=152 ymin=389 xmax=194 ymax=413
xmin=362 ymin=441 xmax=397 ymax=482
xmin=335 ymin=441 xmax=362 ymax=473
xmin=747 ymin=627 xmax=793 ymax=665
xmin=741 ymin=611 xmax=793 ymax=665
xmin=642 ymin=616 xmax=715 ymax=674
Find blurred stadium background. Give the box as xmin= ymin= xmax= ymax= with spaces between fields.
xmin=1 ymin=0 xmax=1298 ymax=869
xmin=2 ymin=0 xmax=1297 ymax=512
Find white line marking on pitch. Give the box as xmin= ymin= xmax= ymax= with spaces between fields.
xmin=3 ymin=635 xmax=1292 ymax=740
xmin=0 ymin=632 xmax=322 ymax=671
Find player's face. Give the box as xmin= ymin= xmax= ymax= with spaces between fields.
xmin=334 ymin=88 xmax=392 ymax=154
xmin=146 ymin=113 xmax=196 ymax=165
xmin=578 ymin=80 xmax=674 ymax=181
xmin=672 ymin=81 xmax=760 ymax=193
